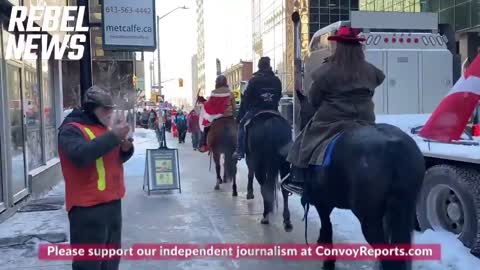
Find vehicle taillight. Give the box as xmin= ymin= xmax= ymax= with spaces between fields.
xmin=414 ymin=38 xmax=419 ymax=43
xmin=406 ymin=38 xmax=411 ymax=43
xmin=384 ymin=38 xmax=389 ymax=43
xmin=392 ymin=38 xmax=397 ymax=43
xmin=399 ymin=38 xmax=404 ymax=43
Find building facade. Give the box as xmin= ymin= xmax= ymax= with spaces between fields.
xmin=421 ymin=0 xmax=480 ymax=64
xmin=359 ymin=0 xmax=421 ymax=12
xmin=62 ymin=0 xmax=137 ymax=128
xmin=292 ymin=0 xmax=360 ymax=58
xmin=191 ymin=55 xmax=198 ymax=106
xmin=252 ymin=0 xmax=292 ymax=93
xmin=0 ymin=0 xmax=65 ymax=219
xmin=196 ymin=0 xmax=206 ymax=96
xmin=224 ymin=60 xmax=253 ymax=95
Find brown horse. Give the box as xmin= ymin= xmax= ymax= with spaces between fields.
xmin=207 ymin=116 xmax=238 ymax=196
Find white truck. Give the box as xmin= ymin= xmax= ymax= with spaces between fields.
xmin=291 ymin=10 xmax=480 ymax=255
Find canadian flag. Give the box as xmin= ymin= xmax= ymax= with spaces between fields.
xmin=419 ymin=55 xmax=480 ymax=142
xmin=199 ymin=92 xmax=231 ymax=132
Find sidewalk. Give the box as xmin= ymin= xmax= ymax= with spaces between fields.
xmin=0 ymin=129 xmax=479 ymax=270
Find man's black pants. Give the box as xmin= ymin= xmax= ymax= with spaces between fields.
xmin=69 ymin=200 xmax=122 ymax=270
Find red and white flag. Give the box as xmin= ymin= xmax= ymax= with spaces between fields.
xmin=419 ymin=55 xmax=480 ymax=142
xmin=199 ymin=93 xmax=231 ymax=131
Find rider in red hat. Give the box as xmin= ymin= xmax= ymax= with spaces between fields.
xmin=284 ymin=26 xmax=385 ymax=192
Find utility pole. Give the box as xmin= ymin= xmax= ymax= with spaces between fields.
xmin=78 ymin=0 xmax=93 ymax=103
xmin=157 ymin=16 xmax=162 ymax=96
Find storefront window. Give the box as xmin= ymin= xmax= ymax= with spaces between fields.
xmin=62 ymin=60 xmax=81 ymax=111
xmin=24 ymin=59 xmax=43 ymax=170
xmin=42 ymin=60 xmax=57 ymax=160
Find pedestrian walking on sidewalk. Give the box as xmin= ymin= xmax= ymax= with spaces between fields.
xmin=187 ymin=109 xmax=201 ymax=150
xmin=58 ymin=85 xmax=134 ymax=270
xmin=175 ymin=111 xmax=188 ymax=143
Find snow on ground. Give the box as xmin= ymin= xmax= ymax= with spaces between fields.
xmin=129 ymin=128 xmax=480 ymax=269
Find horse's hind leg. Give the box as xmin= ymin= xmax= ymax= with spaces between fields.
xmin=213 ymin=151 xmax=222 ymax=190
xmin=222 ymin=155 xmax=228 ymax=183
xmin=227 ymin=156 xmax=238 ymax=197
xmin=280 ymin=160 xmax=292 ymax=232
xmin=258 ymin=170 xmax=273 ymax=225
xmin=360 ymin=219 xmax=391 ymax=270
xmin=315 ymin=204 xmax=335 ymax=270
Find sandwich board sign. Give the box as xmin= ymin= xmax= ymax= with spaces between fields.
xmin=143 ymin=148 xmax=181 ymax=195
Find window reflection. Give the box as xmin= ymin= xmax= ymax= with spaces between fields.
xmin=24 ymin=59 xmax=43 ymax=170
xmin=43 ymin=60 xmax=57 ymax=160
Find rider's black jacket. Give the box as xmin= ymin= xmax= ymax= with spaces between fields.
xmin=237 ymin=68 xmax=282 ymax=122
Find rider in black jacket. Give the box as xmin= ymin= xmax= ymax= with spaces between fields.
xmin=233 ymin=57 xmax=283 ymax=160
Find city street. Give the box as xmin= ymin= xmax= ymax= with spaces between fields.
xmin=0 ymin=129 xmax=479 ymax=270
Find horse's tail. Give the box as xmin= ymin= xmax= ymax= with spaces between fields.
xmin=383 ymin=137 xmax=424 ymax=270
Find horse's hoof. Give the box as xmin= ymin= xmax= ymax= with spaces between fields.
xmin=232 ymin=191 xmax=238 ymax=197
xmin=260 ymin=218 xmax=269 ymax=225
xmin=214 ymin=185 xmax=220 ymax=190
xmin=246 ymin=193 xmax=254 ymax=200
xmin=322 ymin=260 xmax=335 ymax=270
xmin=284 ymin=222 xmax=293 ymax=232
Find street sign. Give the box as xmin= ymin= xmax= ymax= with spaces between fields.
xmin=102 ymin=0 xmax=157 ymax=51
xmin=143 ymin=148 xmax=181 ymax=195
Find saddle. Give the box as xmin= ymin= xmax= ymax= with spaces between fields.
xmin=280 ymin=132 xmax=343 ymax=196
xmin=244 ymin=110 xmax=283 ymax=129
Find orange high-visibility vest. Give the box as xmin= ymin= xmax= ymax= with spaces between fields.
xmin=59 ymin=122 xmax=125 ymax=212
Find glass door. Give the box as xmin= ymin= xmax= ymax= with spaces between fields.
xmin=6 ymin=63 xmax=28 ymax=201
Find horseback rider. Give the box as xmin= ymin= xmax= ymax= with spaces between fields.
xmin=283 ymin=26 xmax=385 ymax=191
xmin=232 ymin=56 xmax=282 ymax=160
xmin=198 ymin=75 xmax=237 ymax=152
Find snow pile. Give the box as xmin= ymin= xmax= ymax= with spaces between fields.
xmin=330 ymin=210 xmax=480 ymax=270
xmin=414 ymin=229 xmax=480 ymax=270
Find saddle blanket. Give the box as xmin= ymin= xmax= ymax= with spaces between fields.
xmin=321 ymin=132 xmax=342 ymax=167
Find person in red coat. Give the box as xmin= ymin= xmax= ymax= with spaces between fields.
xmin=171 ymin=109 xmax=178 ymax=138
xmin=187 ymin=109 xmax=201 ymax=150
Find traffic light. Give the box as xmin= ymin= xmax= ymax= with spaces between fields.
xmin=178 ymin=78 xmax=183 ymax=87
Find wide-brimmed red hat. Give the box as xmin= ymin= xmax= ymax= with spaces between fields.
xmin=328 ymin=26 xmax=365 ymax=42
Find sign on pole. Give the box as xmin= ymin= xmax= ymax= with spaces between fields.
xmin=102 ymin=0 xmax=157 ymax=51
xmin=143 ymin=148 xmax=181 ymax=195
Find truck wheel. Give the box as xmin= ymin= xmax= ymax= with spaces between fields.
xmin=417 ymin=165 xmax=480 ymax=248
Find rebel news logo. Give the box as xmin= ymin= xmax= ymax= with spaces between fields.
xmin=6 ymin=6 xmax=88 ymax=60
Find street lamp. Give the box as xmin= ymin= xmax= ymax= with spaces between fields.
xmin=156 ymin=6 xmax=188 ymax=97
xmin=155 ymin=6 xmax=188 ymax=149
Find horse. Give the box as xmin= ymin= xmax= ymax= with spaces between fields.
xmin=207 ymin=117 xmax=238 ymax=195
xmin=245 ymin=112 xmax=293 ymax=232
xmin=294 ymin=90 xmax=425 ymax=270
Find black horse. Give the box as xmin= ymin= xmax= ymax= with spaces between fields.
xmin=245 ymin=113 xmax=293 ymax=232
xmin=293 ymin=90 xmax=425 ymax=270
